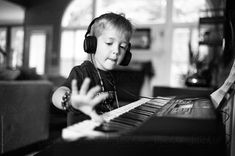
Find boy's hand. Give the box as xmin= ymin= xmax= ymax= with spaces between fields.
xmin=70 ymin=78 xmax=108 ymax=122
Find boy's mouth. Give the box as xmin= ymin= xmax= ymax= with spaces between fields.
xmin=107 ymin=58 xmax=117 ymax=63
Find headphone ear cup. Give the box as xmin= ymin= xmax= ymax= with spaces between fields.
xmin=83 ymin=36 xmax=97 ymax=54
xmin=120 ymin=51 xmax=132 ymax=66
xmin=120 ymin=44 xmax=132 ymax=66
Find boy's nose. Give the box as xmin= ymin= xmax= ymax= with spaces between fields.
xmin=112 ymin=45 xmax=120 ymax=55
xmin=112 ymin=50 xmax=119 ymax=55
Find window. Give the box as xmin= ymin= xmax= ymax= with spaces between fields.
xmin=170 ymin=0 xmax=208 ymax=86
xmin=24 ymin=26 xmax=52 ymax=75
xmin=173 ymin=0 xmax=206 ymax=23
xmin=60 ymin=30 xmax=87 ymax=76
xmin=0 ymin=26 xmax=24 ymax=69
xmin=60 ymin=0 xmax=93 ymax=77
xmin=0 ymin=28 xmax=7 ymax=67
xmin=96 ymin=0 xmax=166 ymax=24
xmin=171 ymin=28 xmax=191 ymax=86
xmin=62 ymin=0 xmax=93 ymax=27
xmin=0 ymin=28 xmax=7 ymax=51
xmin=11 ymin=27 xmax=24 ymax=67
xmin=29 ymin=33 xmax=46 ymax=74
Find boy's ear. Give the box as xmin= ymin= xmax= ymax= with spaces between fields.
xmin=83 ymin=36 xmax=97 ymax=54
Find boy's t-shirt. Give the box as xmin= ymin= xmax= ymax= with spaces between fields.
xmin=63 ymin=60 xmax=117 ymax=125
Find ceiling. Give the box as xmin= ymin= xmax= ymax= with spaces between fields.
xmin=0 ymin=0 xmax=25 ymax=24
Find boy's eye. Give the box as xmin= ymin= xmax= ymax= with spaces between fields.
xmin=120 ymin=44 xmax=128 ymax=49
xmin=106 ymin=42 xmax=113 ymax=46
xmin=120 ymin=46 xmax=126 ymax=49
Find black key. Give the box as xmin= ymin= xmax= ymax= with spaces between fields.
xmin=113 ymin=116 xmax=142 ymax=126
xmin=119 ymin=112 xmax=148 ymax=122
xmin=111 ymin=118 xmax=139 ymax=127
xmin=130 ymin=109 xmax=154 ymax=116
xmin=109 ymin=120 xmax=134 ymax=129
xmin=144 ymin=102 xmax=161 ymax=109
xmin=135 ymin=105 xmax=156 ymax=113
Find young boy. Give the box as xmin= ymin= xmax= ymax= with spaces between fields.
xmin=52 ymin=12 xmax=133 ymax=126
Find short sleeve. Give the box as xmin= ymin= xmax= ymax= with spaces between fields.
xmin=62 ymin=67 xmax=84 ymax=89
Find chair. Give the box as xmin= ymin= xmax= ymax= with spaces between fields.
xmin=0 ymin=80 xmax=53 ymax=154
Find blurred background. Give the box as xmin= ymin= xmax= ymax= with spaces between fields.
xmin=0 ymin=0 xmax=233 ymax=92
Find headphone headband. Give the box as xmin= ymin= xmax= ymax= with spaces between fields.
xmin=85 ymin=17 xmax=99 ymax=37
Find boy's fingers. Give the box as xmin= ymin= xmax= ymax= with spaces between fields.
xmin=80 ymin=78 xmax=90 ymax=95
xmin=91 ymin=92 xmax=109 ymax=106
xmin=71 ymin=79 xmax=78 ymax=94
xmin=90 ymin=112 xmax=104 ymax=123
xmin=87 ymin=85 xmax=101 ymax=99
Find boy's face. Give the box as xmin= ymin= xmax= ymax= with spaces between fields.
xmin=94 ymin=25 xmax=129 ymax=71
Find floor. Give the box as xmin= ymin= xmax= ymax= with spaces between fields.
xmin=2 ymin=129 xmax=62 ymax=156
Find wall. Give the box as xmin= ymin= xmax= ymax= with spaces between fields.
xmin=24 ymin=0 xmax=72 ymax=75
xmin=131 ymin=24 xmax=172 ymax=87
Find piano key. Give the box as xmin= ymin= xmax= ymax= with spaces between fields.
xmin=138 ymin=105 xmax=159 ymax=112
xmin=96 ymin=123 xmax=132 ymax=133
xmin=144 ymin=102 xmax=162 ymax=109
xmin=108 ymin=120 xmax=134 ymax=129
xmin=95 ymin=122 xmax=130 ymax=132
xmin=101 ymin=98 xmax=151 ymax=121
xmin=148 ymin=98 xmax=172 ymax=106
xmin=62 ymin=98 xmax=152 ymax=139
xmin=112 ymin=116 xmax=142 ymax=126
xmin=111 ymin=118 xmax=140 ymax=127
xmin=134 ymin=106 xmax=156 ymax=113
xmin=141 ymin=103 xmax=160 ymax=109
xmin=119 ymin=111 xmax=149 ymax=122
xmin=130 ymin=109 xmax=154 ymax=116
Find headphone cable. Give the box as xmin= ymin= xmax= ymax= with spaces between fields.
xmin=91 ymin=54 xmax=154 ymax=101
xmin=116 ymin=86 xmax=154 ymax=100
xmin=104 ymin=73 xmax=155 ymax=100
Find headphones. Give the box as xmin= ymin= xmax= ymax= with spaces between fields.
xmin=83 ymin=17 xmax=132 ymax=66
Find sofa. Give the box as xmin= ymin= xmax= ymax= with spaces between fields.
xmin=0 ymin=80 xmax=53 ymax=154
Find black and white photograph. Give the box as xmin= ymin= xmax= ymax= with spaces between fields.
xmin=0 ymin=0 xmax=234 ymax=156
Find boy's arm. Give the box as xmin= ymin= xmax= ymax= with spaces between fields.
xmin=52 ymin=78 xmax=109 ymax=122
xmin=52 ymin=86 xmax=70 ymax=110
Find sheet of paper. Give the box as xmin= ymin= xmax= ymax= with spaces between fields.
xmin=210 ymin=60 xmax=235 ymax=108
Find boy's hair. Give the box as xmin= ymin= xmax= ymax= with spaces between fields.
xmin=90 ymin=12 xmax=133 ymax=41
